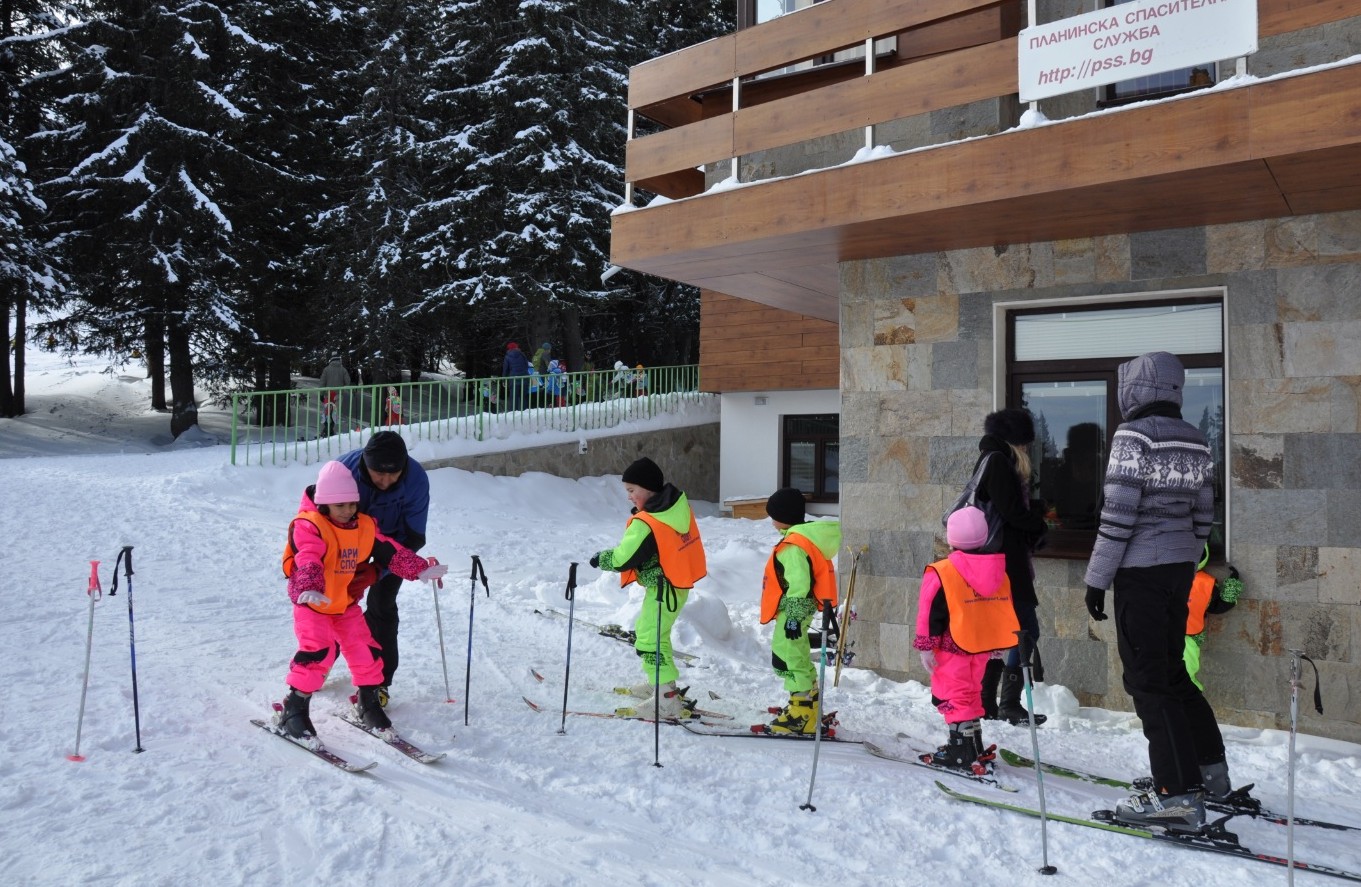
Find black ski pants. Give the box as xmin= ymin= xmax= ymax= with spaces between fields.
xmin=1113 ymin=562 xmax=1226 ymax=795
xmin=364 ymin=571 xmax=404 ymax=687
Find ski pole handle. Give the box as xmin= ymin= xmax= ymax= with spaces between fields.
xmin=88 ymin=561 xmax=103 ymax=600
xmin=428 ymin=556 xmax=443 ymax=590
xmin=564 ymin=562 xmax=578 ymax=601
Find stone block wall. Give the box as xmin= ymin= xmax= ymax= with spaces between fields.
xmin=838 ymin=209 xmax=1361 ymax=742
xmin=425 ymin=423 xmax=721 ymax=503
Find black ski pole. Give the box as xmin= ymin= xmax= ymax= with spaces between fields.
xmin=651 ymin=582 xmax=673 ymax=769
xmin=464 ymin=555 xmax=489 ymax=726
xmin=800 ymin=600 xmax=835 ymax=812
xmin=1015 ymin=630 xmax=1056 ymax=875
xmin=108 ymin=546 xmax=143 ymax=753
xmin=68 ymin=560 xmax=103 ymax=762
xmin=558 ymin=563 xmax=579 ymax=734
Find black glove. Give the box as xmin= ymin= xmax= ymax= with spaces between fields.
xmin=784 ymin=616 xmax=802 ymax=640
xmin=1085 ymin=585 xmax=1108 ymax=621
xmin=589 ymin=553 xmax=600 ymax=569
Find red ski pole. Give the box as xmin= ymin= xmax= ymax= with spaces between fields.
xmin=68 ymin=561 xmax=102 ymax=762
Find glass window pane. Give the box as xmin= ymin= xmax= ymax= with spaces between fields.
xmin=789 ymin=441 xmax=816 ymax=491
xmin=1015 ymin=303 xmax=1222 ymax=361
xmin=823 ymin=443 xmax=839 ymax=495
xmin=1022 ymin=380 xmax=1108 ymax=531
xmin=786 ymin=415 xmax=837 ymax=437
xmin=1184 ymin=368 xmax=1226 ymax=545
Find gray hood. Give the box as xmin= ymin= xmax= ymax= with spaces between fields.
xmin=1117 ymin=351 xmax=1184 ymax=420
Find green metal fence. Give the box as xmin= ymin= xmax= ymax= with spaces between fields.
xmin=229 ymin=364 xmax=705 ymax=466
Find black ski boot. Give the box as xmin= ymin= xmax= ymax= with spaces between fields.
xmin=278 ymin=689 xmax=316 ymax=739
xmin=980 ymin=658 xmax=1003 ymax=720
xmin=997 ymin=666 xmax=1047 ymax=726
xmin=929 ymin=719 xmax=992 ymax=774
xmin=355 ymin=685 xmax=393 ymax=730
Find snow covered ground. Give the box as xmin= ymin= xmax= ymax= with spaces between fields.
xmin=2 ymin=345 xmax=1359 ymax=887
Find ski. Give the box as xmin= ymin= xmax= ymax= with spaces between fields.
xmin=999 ymin=748 xmax=1361 ymax=831
xmin=680 ymin=714 xmax=853 ymax=742
xmin=936 ymin=780 xmax=1361 ymax=883
xmin=522 ymin=696 xmax=726 ymax=725
xmin=864 ymin=740 xmax=1019 ymax=792
xmin=337 ymin=712 xmax=447 ymax=764
xmin=251 ymin=718 xmax=377 ymax=773
xmin=533 ymin=608 xmax=698 ymax=664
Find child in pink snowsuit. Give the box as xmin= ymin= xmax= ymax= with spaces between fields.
xmin=913 ymin=506 xmax=1020 ymax=771
xmin=274 ymin=461 xmax=447 ymax=741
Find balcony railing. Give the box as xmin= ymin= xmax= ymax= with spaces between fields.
xmin=228 ymin=365 xmax=705 ymax=467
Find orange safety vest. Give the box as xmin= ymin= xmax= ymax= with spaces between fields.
xmin=282 ymin=511 xmax=378 ymax=615
xmin=1185 ymin=570 xmax=1216 ymax=635
xmin=927 ymin=558 xmax=1020 ymax=654
xmin=760 ymin=533 xmax=838 ymax=624
xmin=619 ymin=510 xmax=707 ymax=589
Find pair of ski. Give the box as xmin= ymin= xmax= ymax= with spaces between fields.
xmin=939 ymin=752 xmax=1361 ymax=882
xmin=533 ymin=607 xmax=699 ymax=664
xmin=252 ymin=710 xmax=447 ymax=772
xmin=521 ymin=694 xmax=732 ymax=724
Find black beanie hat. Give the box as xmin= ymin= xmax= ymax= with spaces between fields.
xmin=621 ymin=456 xmax=664 ymax=492
xmin=983 ymin=408 xmax=1036 ymax=446
xmin=363 ymin=430 xmax=409 ymax=474
xmin=766 ymin=487 xmax=806 ymax=525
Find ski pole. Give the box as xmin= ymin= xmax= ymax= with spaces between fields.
xmin=1286 ymin=648 xmax=1323 ymax=886
xmin=557 ymin=562 xmax=579 ymax=735
xmin=108 ymin=546 xmax=143 ymax=753
xmin=651 ymin=581 xmax=676 ymax=769
xmin=1016 ymin=630 xmax=1057 ymax=875
xmin=833 ymin=545 xmax=867 ymax=687
xmin=428 ymin=557 xmax=452 ymax=703
xmin=68 ymin=561 xmax=103 ymax=762
xmin=464 ymin=554 xmax=489 ymax=726
xmin=800 ymin=600 xmax=835 ymax=812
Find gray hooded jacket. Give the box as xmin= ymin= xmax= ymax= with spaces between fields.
xmin=1083 ymin=351 xmax=1215 ymax=590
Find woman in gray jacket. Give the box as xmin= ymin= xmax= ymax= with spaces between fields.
xmin=1084 ymin=351 xmax=1244 ymax=833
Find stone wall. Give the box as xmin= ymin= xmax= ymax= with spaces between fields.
xmin=838 ymin=209 xmax=1361 ymax=743
xmin=425 ymin=423 xmax=721 ymax=503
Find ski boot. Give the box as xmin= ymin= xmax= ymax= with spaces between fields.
xmin=276 ymin=688 xmax=316 ymax=740
xmin=354 ymin=685 xmax=393 ymax=731
xmin=996 ymin=666 xmax=1046 ymax=726
xmin=1111 ymin=784 xmax=1206 ymax=833
xmin=925 ymin=719 xmax=995 ymax=775
xmin=767 ymin=689 xmax=820 ymax=735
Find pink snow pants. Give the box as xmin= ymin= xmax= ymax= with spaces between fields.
xmin=286 ymin=603 xmax=385 ymax=693
xmin=931 ymin=649 xmax=989 ymax=724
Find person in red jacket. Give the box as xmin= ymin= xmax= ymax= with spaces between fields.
xmin=273 ymin=461 xmax=447 ymax=744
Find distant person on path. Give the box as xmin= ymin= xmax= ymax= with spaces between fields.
xmin=590 ymin=457 xmax=707 ymax=719
xmin=760 ymin=487 xmax=840 ymax=735
xmin=274 ymin=461 xmax=447 ymax=742
xmin=531 ymin=341 xmax=553 ymax=375
xmin=501 ymin=342 xmax=530 ymax=411
xmin=914 ymin=505 xmax=1020 ymax=772
xmin=317 ymin=355 xmax=351 ymax=436
xmin=339 ymin=431 xmax=430 ymax=706
xmin=1084 ymin=350 xmax=1244 ymax=832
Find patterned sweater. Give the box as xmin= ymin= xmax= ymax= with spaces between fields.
xmin=1084 ymin=352 xmax=1215 ymax=590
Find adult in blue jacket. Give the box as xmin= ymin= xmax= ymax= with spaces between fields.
xmin=340 ymin=431 xmax=430 ymax=703
xmin=501 ymin=342 xmax=531 ymax=411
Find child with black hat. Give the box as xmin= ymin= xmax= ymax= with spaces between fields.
xmin=760 ymin=487 xmax=841 ymax=734
xmin=590 ymin=456 xmax=708 ymax=719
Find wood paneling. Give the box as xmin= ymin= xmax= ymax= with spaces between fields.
xmin=700 ymin=292 xmax=839 ymax=392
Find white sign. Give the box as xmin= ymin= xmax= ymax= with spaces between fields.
xmin=1018 ymin=0 xmax=1257 ymax=102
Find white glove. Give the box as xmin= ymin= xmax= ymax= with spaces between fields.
xmin=296 ymin=590 xmax=330 ymax=607
xmin=418 ymin=562 xmax=449 ymax=583
xmin=919 ymin=649 xmax=938 ymax=672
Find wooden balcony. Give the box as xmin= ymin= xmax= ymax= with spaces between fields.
xmin=610 ymin=0 xmax=1361 ymax=323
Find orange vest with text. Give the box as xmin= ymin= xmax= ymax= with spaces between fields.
xmin=760 ymin=533 xmax=838 ymax=624
xmin=282 ymin=511 xmax=378 ymax=615
xmin=1185 ymin=570 xmax=1217 ymax=635
xmin=927 ymin=558 xmax=1020 ymax=654
xmin=619 ymin=510 xmax=707 ymax=589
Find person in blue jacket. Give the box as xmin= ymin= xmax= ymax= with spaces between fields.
xmin=339 ymin=431 xmax=430 ymax=705
xmin=501 ymin=342 xmax=531 ymax=411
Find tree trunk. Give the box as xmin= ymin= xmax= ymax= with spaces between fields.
xmin=12 ymin=292 xmax=24 ymax=414
xmin=560 ymin=303 xmax=584 ymax=373
xmin=0 ymin=289 xmax=13 ymax=417
xmin=166 ymin=316 xmax=198 ymax=438
xmin=144 ymin=314 xmax=167 ymax=411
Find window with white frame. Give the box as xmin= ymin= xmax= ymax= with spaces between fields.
xmin=1005 ymin=296 xmax=1226 ymax=559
